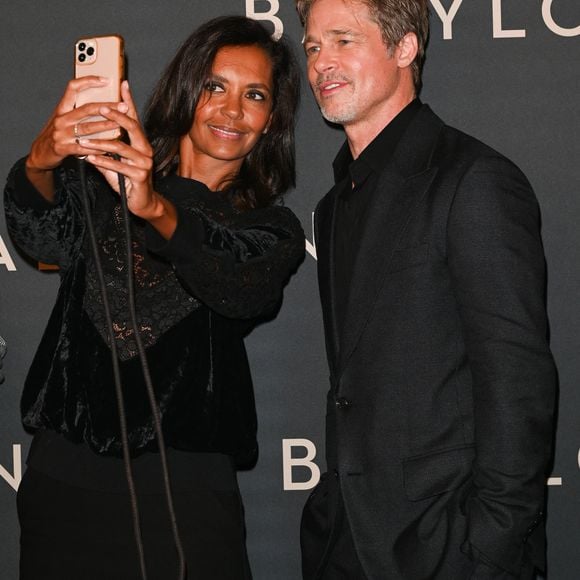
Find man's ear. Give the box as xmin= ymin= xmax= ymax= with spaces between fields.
xmin=396 ymin=32 xmax=419 ymax=69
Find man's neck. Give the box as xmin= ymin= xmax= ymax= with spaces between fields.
xmin=345 ymin=91 xmax=416 ymax=159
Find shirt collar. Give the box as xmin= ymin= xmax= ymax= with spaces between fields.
xmin=332 ymin=99 xmax=422 ymax=186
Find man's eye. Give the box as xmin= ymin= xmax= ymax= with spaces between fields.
xmin=305 ymin=45 xmax=319 ymax=56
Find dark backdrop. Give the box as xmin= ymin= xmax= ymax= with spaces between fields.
xmin=1 ymin=1 xmax=579 ymax=578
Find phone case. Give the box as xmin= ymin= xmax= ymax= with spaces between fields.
xmin=74 ymin=35 xmax=124 ymax=139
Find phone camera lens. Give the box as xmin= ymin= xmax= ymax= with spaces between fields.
xmin=86 ymin=47 xmax=95 ymax=56
xmin=78 ymin=53 xmax=86 ymax=63
xmin=78 ymin=42 xmax=86 ymax=52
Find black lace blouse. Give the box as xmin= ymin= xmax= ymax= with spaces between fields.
xmin=4 ymin=158 xmax=304 ymax=467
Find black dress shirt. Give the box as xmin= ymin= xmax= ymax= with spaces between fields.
xmin=332 ymin=99 xmax=421 ymax=338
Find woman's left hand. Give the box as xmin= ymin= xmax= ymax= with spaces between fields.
xmin=81 ymin=80 xmax=162 ymax=221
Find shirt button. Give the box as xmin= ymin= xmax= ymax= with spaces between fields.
xmin=335 ymin=397 xmax=352 ymax=409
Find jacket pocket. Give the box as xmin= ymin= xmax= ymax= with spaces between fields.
xmin=402 ymin=445 xmax=475 ymax=501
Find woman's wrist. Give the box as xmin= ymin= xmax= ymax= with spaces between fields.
xmin=139 ymin=193 xmax=166 ymax=220
xmin=25 ymin=154 xmax=53 ymax=175
xmin=141 ymin=193 xmax=177 ymax=240
xmin=24 ymin=154 xmax=56 ymax=201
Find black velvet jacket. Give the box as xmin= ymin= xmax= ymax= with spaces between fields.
xmin=4 ymin=158 xmax=304 ymax=466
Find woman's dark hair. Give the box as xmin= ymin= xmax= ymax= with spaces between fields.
xmin=144 ymin=15 xmax=300 ymax=210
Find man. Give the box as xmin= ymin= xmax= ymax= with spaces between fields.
xmin=295 ymin=0 xmax=557 ymax=578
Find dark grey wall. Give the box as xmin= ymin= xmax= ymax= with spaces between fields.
xmin=1 ymin=1 xmax=579 ymax=578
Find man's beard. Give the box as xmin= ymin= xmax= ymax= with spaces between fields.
xmin=314 ymin=75 xmax=357 ymax=125
xmin=319 ymin=100 xmax=358 ymax=125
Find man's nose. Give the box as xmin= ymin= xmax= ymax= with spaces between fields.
xmin=312 ymin=46 xmax=337 ymax=75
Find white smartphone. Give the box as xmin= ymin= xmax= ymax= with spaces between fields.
xmin=74 ymin=35 xmax=124 ymax=139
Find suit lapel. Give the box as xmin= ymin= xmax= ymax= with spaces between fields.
xmin=337 ymin=105 xmax=445 ymax=375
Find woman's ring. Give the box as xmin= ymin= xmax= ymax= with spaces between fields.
xmin=74 ymin=123 xmax=80 ymax=144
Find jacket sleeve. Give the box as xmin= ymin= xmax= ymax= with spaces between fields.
xmin=3 ymin=157 xmax=85 ymax=271
xmin=145 ymin=202 xmax=305 ymax=319
xmin=446 ymin=153 xmax=557 ymax=575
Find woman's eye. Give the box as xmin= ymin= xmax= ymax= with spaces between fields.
xmin=205 ymin=81 xmax=224 ymax=93
xmin=247 ymin=91 xmax=266 ymax=101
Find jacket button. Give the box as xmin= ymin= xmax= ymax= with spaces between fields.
xmin=335 ymin=397 xmax=352 ymax=409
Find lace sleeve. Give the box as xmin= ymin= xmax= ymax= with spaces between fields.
xmin=3 ymin=157 xmax=85 ymax=270
xmin=147 ymin=203 xmax=305 ymax=319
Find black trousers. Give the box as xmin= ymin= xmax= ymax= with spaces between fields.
xmin=17 ymin=466 xmax=251 ymax=580
xmin=301 ymin=471 xmax=367 ymax=580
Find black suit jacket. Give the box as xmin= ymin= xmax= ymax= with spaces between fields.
xmin=314 ymin=105 xmax=557 ymax=579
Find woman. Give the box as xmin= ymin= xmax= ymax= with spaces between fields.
xmin=4 ymin=16 xmax=303 ymax=580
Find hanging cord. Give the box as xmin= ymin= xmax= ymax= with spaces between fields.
xmin=77 ymin=158 xmax=148 ymax=580
xmin=77 ymin=157 xmax=186 ymax=580
xmin=114 ymin=156 xmax=187 ymax=580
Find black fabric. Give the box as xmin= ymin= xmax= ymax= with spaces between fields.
xmin=3 ymin=159 xmax=305 ymax=463
xmin=17 ymin=466 xmax=251 ymax=580
xmin=26 ymin=430 xmax=239 ymax=493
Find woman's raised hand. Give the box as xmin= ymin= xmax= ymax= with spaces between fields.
xmin=25 ymin=76 xmax=121 ymax=199
xmin=81 ymin=81 xmax=177 ymax=237
xmin=80 ymin=80 xmax=163 ymax=221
